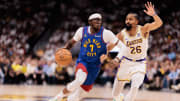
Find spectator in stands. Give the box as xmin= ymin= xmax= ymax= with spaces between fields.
xmin=25 ymin=58 xmax=37 ymax=84
xmin=34 ymin=59 xmax=45 ymax=85
xmin=43 ymin=61 xmax=56 ymax=84
xmin=55 ymin=66 xmax=70 ymax=84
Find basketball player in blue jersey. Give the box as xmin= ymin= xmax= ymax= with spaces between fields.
xmin=49 ymin=13 xmax=126 ymax=101
xmin=108 ymin=2 xmax=163 ymax=101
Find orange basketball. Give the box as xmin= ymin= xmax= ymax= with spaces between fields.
xmin=55 ymin=48 xmax=72 ymax=66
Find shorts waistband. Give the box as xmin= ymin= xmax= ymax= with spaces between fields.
xmin=121 ymin=56 xmax=146 ymax=62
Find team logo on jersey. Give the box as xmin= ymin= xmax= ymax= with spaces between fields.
xmin=83 ymin=38 xmax=101 ymax=56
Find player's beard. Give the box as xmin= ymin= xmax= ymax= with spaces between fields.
xmin=125 ymin=24 xmax=132 ymax=31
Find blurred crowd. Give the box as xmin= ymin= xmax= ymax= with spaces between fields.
xmin=0 ymin=0 xmax=180 ymax=92
xmin=145 ymin=58 xmax=180 ymax=91
xmin=0 ymin=55 xmax=74 ymax=85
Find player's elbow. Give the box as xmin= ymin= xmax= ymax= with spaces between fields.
xmin=155 ymin=20 xmax=163 ymax=29
xmin=159 ymin=19 xmax=163 ymax=27
xmin=157 ymin=18 xmax=163 ymax=27
xmin=154 ymin=18 xmax=163 ymax=29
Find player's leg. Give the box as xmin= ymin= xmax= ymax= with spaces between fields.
xmin=112 ymin=78 xmax=126 ymax=97
xmin=112 ymin=60 xmax=130 ymax=101
xmin=124 ymin=72 xmax=145 ymax=101
xmin=67 ymin=63 xmax=100 ymax=101
xmin=49 ymin=63 xmax=87 ymax=101
xmin=112 ymin=78 xmax=127 ymax=101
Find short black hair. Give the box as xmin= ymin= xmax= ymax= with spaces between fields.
xmin=127 ymin=12 xmax=139 ymax=21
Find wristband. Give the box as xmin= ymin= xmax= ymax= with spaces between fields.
xmin=152 ymin=13 xmax=157 ymax=17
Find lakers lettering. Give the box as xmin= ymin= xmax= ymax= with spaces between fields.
xmin=126 ymin=38 xmax=142 ymax=47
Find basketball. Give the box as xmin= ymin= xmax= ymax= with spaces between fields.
xmin=55 ymin=48 xmax=72 ymax=66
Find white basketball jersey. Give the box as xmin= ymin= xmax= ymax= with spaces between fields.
xmin=121 ymin=25 xmax=148 ymax=59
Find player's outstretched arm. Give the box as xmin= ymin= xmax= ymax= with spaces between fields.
xmin=142 ymin=1 xmax=163 ymax=32
xmin=64 ymin=39 xmax=77 ymax=49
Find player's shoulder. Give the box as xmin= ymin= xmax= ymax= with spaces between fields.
xmin=116 ymin=28 xmax=125 ymax=37
xmin=75 ymin=26 xmax=85 ymax=33
xmin=137 ymin=25 xmax=143 ymax=29
xmin=77 ymin=26 xmax=84 ymax=30
xmin=140 ymin=24 xmax=148 ymax=31
xmin=103 ymin=28 xmax=114 ymax=35
xmin=139 ymin=24 xmax=148 ymax=33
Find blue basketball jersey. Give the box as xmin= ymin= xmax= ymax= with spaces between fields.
xmin=77 ymin=26 xmax=107 ymax=64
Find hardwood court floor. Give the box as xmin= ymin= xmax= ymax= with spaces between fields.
xmin=0 ymin=85 xmax=179 ymax=101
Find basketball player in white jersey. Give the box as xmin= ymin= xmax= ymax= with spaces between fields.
xmin=49 ymin=13 xmax=126 ymax=101
xmin=109 ymin=2 xmax=163 ymax=101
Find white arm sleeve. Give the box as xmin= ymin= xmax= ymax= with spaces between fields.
xmin=103 ymin=29 xmax=118 ymax=44
xmin=73 ymin=27 xmax=83 ymax=41
xmin=116 ymin=40 xmax=127 ymax=59
xmin=103 ymin=29 xmax=127 ymax=59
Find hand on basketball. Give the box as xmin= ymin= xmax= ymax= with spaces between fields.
xmin=144 ymin=1 xmax=156 ymax=16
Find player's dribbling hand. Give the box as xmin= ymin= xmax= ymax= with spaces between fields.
xmin=100 ymin=54 xmax=108 ymax=63
xmin=144 ymin=1 xmax=156 ymax=16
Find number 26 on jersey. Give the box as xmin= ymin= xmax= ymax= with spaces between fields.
xmin=130 ymin=46 xmax=142 ymax=54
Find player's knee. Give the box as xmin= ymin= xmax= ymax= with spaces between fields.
xmin=76 ymin=70 xmax=87 ymax=84
xmin=132 ymin=79 xmax=143 ymax=88
xmin=131 ymin=73 xmax=144 ymax=88
xmin=76 ymin=77 xmax=85 ymax=85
